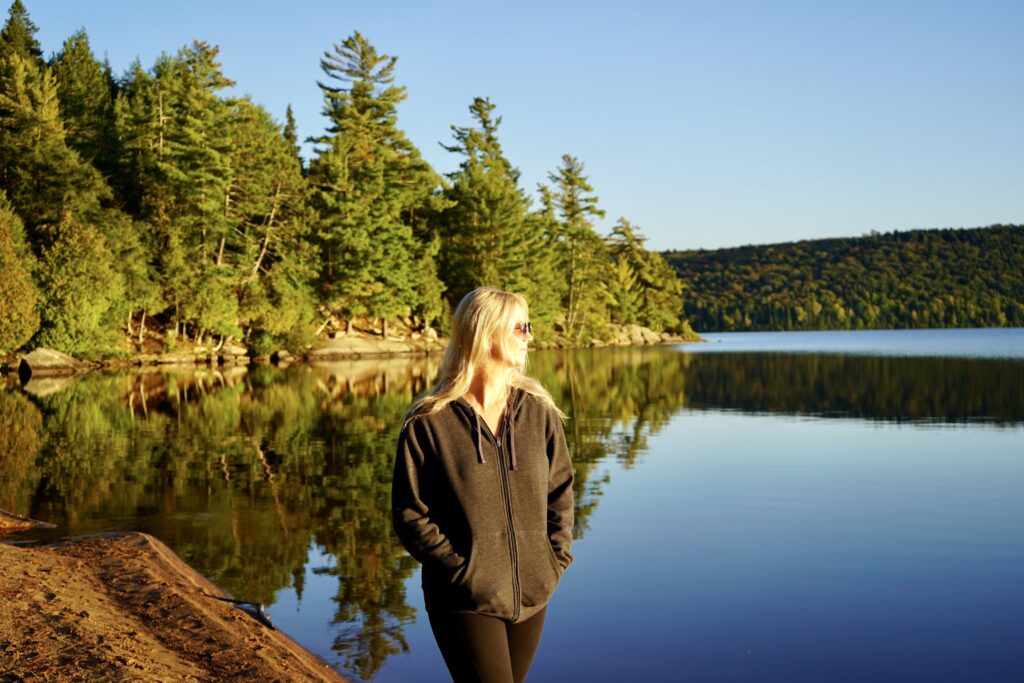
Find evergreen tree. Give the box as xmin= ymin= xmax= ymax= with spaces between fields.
xmin=51 ymin=29 xmax=119 ymax=178
xmin=607 ymin=218 xmax=684 ymax=332
xmin=33 ymin=215 xmax=125 ymax=354
xmin=437 ymin=97 xmax=560 ymax=332
xmin=283 ymin=103 xmax=302 ymax=164
xmin=0 ymin=51 xmax=108 ymax=245
xmin=224 ymin=97 xmax=317 ymax=352
xmin=0 ymin=191 xmax=37 ymax=351
xmin=542 ymin=154 xmax=610 ymax=340
xmin=111 ymin=58 xmax=157 ymax=216
xmin=309 ymin=32 xmax=444 ymax=333
xmin=0 ymin=0 xmax=42 ymax=68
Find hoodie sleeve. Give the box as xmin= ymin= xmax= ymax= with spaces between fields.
xmin=392 ymin=419 xmax=465 ymax=572
xmin=546 ymin=409 xmax=575 ymax=570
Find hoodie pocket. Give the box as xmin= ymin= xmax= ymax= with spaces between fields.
xmin=518 ymin=531 xmax=562 ymax=609
xmin=454 ymin=533 xmax=516 ymax=617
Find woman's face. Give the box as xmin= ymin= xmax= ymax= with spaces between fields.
xmin=491 ymin=304 xmax=532 ymax=369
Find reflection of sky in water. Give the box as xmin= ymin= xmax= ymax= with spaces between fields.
xmin=9 ymin=330 xmax=1022 ymax=682
xmin=272 ymin=411 xmax=1024 ymax=682
xmin=686 ymin=328 xmax=1024 ymax=358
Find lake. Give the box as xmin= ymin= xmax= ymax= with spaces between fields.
xmin=3 ymin=328 xmax=1022 ymax=682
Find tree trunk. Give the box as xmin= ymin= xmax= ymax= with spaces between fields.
xmin=127 ymin=310 xmax=134 ymax=336
xmin=314 ymin=315 xmax=335 ymax=337
xmin=138 ymin=310 xmax=146 ymax=344
xmin=382 ymin=318 xmax=389 ymax=339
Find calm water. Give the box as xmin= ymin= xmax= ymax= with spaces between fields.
xmin=3 ymin=328 xmax=1023 ymax=682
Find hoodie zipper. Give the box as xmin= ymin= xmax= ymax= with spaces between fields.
xmin=494 ymin=435 xmax=522 ymax=622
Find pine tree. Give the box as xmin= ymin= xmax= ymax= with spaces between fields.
xmin=51 ymin=29 xmax=119 ymax=178
xmin=437 ymin=97 xmax=560 ymax=331
xmin=283 ymin=103 xmax=302 ymax=165
xmin=309 ymin=32 xmax=444 ymax=333
xmin=607 ymin=217 xmax=684 ymax=331
xmin=0 ymin=0 xmax=42 ymax=68
xmin=0 ymin=51 xmax=109 ymax=245
xmin=225 ymin=97 xmax=317 ymax=351
xmin=542 ymin=154 xmax=610 ymax=340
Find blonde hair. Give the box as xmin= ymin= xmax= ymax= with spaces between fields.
xmin=408 ymin=287 xmax=565 ymax=421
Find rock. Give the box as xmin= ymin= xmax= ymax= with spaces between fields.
xmin=18 ymin=348 xmax=91 ymax=383
xmin=220 ymin=342 xmax=248 ymax=357
xmin=271 ymin=350 xmax=294 ymax=365
xmin=640 ymin=327 xmax=662 ymax=344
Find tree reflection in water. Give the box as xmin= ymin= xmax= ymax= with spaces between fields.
xmin=3 ymin=346 xmax=1020 ymax=678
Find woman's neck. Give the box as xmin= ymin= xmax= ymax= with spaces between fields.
xmin=466 ymin=366 xmax=511 ymax=411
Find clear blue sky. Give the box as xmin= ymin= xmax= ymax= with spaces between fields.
xmin=29 ymin=0 xmax=1023 ymax=251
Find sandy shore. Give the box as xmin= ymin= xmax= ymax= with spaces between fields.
xmin=0 ymin=532 xmax=347 ymax=682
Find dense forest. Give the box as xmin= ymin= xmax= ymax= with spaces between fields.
xmin=0 ymin=1 xmax=689 ymax=358
xmin=665 ymin=225 xmax=1024 ymax=332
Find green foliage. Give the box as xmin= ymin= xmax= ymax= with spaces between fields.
xmin=607 ymin=218 xmax=684 ymax=332
xmin=0 ymin=51 xmax=109 ymax=242
xmin=309 ymin=32 xmax=445 ymax=328
xmin=436 ymin=97 xmax=561 ymax=334
xmin=0 ymin=192 xmax=37 ymax=350
xmin=33 ymin=217 xmax=125 ymax=353
xmin=541 ymin=155 xmax=612 ymax=341
xmin=0 ymin=14 xmax=694 ymax=357
xmin=50 ymin=29 xmax=118 ymax=175
xmin=0 ymin=0 xmax=42 ymax=67
xmin=665 ymin=225 xmax=1024 ymax=331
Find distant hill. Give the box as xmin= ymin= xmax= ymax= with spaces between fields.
xmin=663 ymin=225 xmax=1024 ymax=332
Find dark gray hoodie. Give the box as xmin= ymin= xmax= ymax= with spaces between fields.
xmin=392 ymin=389 xmax=574 ymax=623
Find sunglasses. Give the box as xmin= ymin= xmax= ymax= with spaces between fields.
xmin=513 ymin=321 xmax=533 ymax=338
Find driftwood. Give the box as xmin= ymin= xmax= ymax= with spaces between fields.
xmin=0 ymin=509 xmax=56 ymax=535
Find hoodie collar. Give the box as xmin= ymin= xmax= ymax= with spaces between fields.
xmin=453 ymin=389 xmax=525 ymax=470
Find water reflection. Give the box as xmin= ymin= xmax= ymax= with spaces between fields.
xmin=681 ymin=353 xmax=1024 ymax=424
xmin=2 ymin=345 xmax=1021 ymax=679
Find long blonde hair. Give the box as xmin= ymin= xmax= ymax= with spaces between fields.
xmin=408 ymin=287 xmax=565 ymax=421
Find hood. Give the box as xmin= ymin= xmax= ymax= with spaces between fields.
xmin=452 ymin=389 xmax=527 ymax=470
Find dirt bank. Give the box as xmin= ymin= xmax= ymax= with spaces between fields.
xmin=0 ymin=532 xmax=346 ymax=682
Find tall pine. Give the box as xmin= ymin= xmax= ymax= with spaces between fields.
xmin=309 ymin=32 xmax=444 ymax=334
xmin=542 ymin=154 xmax=610 ymax=341
xmin=437 ymin=97 xmax=560 ymax=330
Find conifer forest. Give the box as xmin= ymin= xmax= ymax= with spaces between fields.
xmin=0 ymin=1 xmax=1019 ymax=359
xmin=0 ymin=1 xmax=689 ymax=357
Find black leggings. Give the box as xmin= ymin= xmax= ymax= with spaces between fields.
xmin=427 ymin=607 xmax=547 ymax=683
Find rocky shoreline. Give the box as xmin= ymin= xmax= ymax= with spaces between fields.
xmin=3 ymin=324 xmax=702 ymax=381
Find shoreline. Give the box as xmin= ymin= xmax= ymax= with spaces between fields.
xmin=0 ymin=530 xmax=347 ymax=681
xmin=2 ymin=326 xmax=703 ymax=379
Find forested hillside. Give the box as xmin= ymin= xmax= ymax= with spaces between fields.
xmin=0 ymin=1 xmax=689 ymax=358
xmin=664 ymin=225 xmax=1024 ymax=331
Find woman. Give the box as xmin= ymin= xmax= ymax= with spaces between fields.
xmin=392 ymin=287 xmax=574 ymax=683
